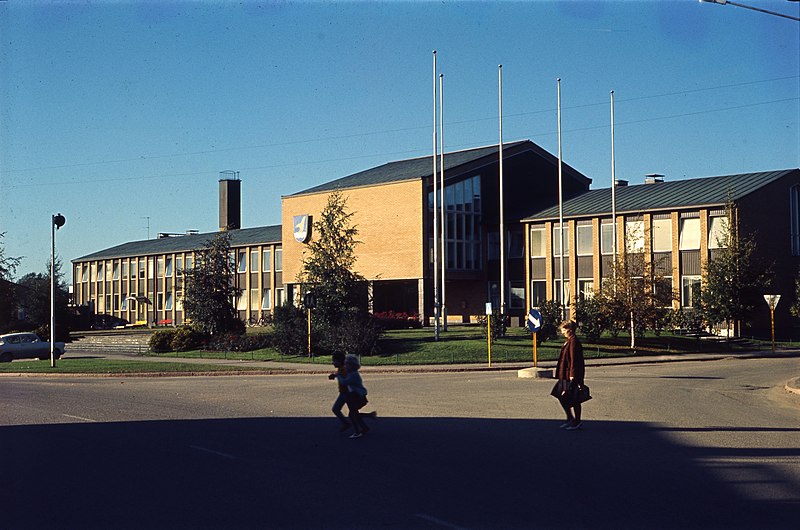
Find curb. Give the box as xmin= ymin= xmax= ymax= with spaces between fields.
xmin=786 ymin=377 xmax=800 ymax=396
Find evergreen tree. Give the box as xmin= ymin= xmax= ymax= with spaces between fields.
xmin=296 ymin=191 xmax=379 ymax=356
xmin=15 ymin=258 xmax=71 ymax=341
xmin=182 ymin=232 xmax=244 ymax=335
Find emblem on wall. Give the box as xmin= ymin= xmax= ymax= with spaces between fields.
xmin=293 ymin=214 xmax=311 ymax=243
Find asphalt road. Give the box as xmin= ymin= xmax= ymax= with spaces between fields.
xmin=1 ymin=357 xmax=798 ymax=529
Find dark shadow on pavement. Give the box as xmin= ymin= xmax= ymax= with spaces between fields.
xmin=2 ymin=417 xmax=797 ymax=529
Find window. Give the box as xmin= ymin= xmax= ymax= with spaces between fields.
xmin=261 ymin=288 xmax=272 ymax=310
xmin=578 ymin=279 xmax=594 ymax=301
xmin=576 ymin=223 xmax=593 ymax=255
xmin=275 ymin=249 xmax=283 ymax=272
xmin=157 ymin=257 xmax=165 ymax=277
xmin=250 ymin=250 xmax=259 ymax=273
xmin=237 ymin=292 xmax=247 ymax=310
xmin=625 ymin=219 xmax=644 ymax=253
xmin=510 ymin=282 xmax=525 ymax=309
xmin=113 ymin=262 xmax=119 ymax=280
xmin=175 ymin=256 xmax=183 ymax=276
xmin=554 ymin=279 xmax=570 ymax=306
xmin=105 ymin=261 xmax=112 ymax=281
xmin=655 ymin=277 xmax=674 ymax=307
xmin=275 ymin=288 xmax=285 ymax=307
xmin=708 ymin=215 xmax=729 ymax=249
xmin=530 ymin=226 xmax=545 ymax=258
xmin=121 ymin=297 xmax=128 ymax=311
xmin=237 ymin=251 xmax=247 ymax=273
xmin=157 ymin=293 xmax=164 ymax=311
xmin=263 ymin=249 xmax=272 ymax=272
xmin=139 ymin=259 xmax=145 ymax=279
xmin=681 ymin=276 xmax=701 ymax=307
xmin=147 ymin=257 xmax=155 ymax=278
xmin=113 ymin=295 xmax=120 ymax=311
xmin=429 ymin=175 xmax=482 ymax=270
xmin=553 ymin=224 xmax=569 ymax=257
xmin=679 ymin=216 xmax=701 ymax=250
xmin=530 ymin=280 xmax=546 ymax=305
xmin=250 ymin=288 xmax=260 ymax=311
xmin=652 ymin=216 xmax=672 ymax=252
xmin=81 ymin=265 xmax=89 ymax=282
xmin=165 ymin=256 xmax=173 ymax=277
xmin=121 ymin=261 xmax=128 ymax=280
xmin=176 ymin=291 xmax=183 ymax=311
xmin=165 ymin=292 xmax=173 ymax=311
xmin=601 ymin=220 xmax=615 ymax=255
xmin=185 ymin=255 xmax=193 ymax=270
xmin=792 ymin=184 xmax=800 ymax=256
xmin=97 ymin=262 xmax=104 ymax=281
xmin=508 ymin=230 xmax=524 ymax=259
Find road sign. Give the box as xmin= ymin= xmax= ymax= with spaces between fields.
xmin=526 ymin=308 xmax=542 ymax=333
xmin=763 ymin=294 xmax=781 ymax=310
xmin=485 ymin=302 xmax=493 ymax=315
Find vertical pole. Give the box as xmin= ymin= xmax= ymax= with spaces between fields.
xmin=557 ymin=78 xmax=565 ymax=320
xmin=533 ymin=331 xmax=538 ymax=367
xmin=432 ymin=50 xmax=440 ymax=341
xmin=307 ymin=307 xmax=312 ymax=356
xmin=488 ymin=315 xmax=492 ymax=367
xmin=498 ymin=65 xmax=506 ymax=318
xmin=771 ymin=307 xmax=775 ymax=353
xmin=440 ymin=73 xmax=447 ymax=331
xmin=610 ymin=90 xmax=618 ymax=288
xmin=50 ymin=216 xmax=56 ymax=368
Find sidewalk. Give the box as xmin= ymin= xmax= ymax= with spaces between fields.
xmin=63 ymin=348 xmax=800 ymax=393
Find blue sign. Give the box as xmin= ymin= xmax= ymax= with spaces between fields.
xmin=526 ymin=308 xmax=542 ymax=333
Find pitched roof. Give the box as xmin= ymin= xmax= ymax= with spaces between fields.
xmin=523 ymin=169 xmax=798 ymax=222
xmin=73 ymin=225 xmax=282 ymax=263
xmin=287 ymin=140 xmax=588 ymax=196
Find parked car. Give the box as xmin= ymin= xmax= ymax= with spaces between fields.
xmin=0 ymin=332 xmax=65 ymax=362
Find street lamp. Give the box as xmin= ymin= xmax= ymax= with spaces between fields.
xmin=51 ymin=213 xmax=65 ymax=368
xmin=699 ymin=0 xmax=800 ymax=22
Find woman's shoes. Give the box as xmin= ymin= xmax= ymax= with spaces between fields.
xmin=349 ymin=432 xmax=363 ymax=439
xmin=565 ymin=421 xmax=583 ymax=431
xmin=559 ymin=421 xmax=573 ymax=429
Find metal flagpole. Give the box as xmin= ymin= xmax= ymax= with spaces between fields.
xmin=557 ymin=78 xmax=565 ymax=321
xmin=432 ymin=50 xmax=440 ymax=341
xmin=610 ymin=90 xmax=618 ymax=288
xmin=498 ymin=65 xmax=506 ymax=318
xmin=439 ymin=73 xmax=447 ymax=331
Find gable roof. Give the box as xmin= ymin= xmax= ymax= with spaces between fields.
xmin=523 ymin=169 xmax=799 ymax=222
xmin=73 ymin=225 xmax=282 ymax=263
xmin=287 ymin=140 xmax=589 ymax=197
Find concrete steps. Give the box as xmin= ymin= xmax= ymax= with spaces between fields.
xmin=69 ymin=330 xmax=153 ymax=355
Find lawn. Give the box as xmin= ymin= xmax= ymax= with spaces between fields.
xmin=0 ymin=358 xmax=270 ymax=374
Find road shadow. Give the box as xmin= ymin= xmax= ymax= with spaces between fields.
xmin=2 ymin=416 xmax=797 ymax=529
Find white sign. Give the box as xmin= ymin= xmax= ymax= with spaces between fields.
xmin=293 ymin=214 xmax=310 ymax=243
xmin=763 ymin=294 xmax=781 ymax=310
xmin=485 ymin=302 xmax=493 ymax=315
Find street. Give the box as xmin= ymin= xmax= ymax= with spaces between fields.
xmin=1 ymin=357 xmax=798 ymax=529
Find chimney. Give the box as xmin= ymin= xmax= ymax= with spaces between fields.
xmin=645 ymin=174 xmax=665 ymax=185
xmin=615 ymin=179 xmax=628 ymax=187
xmin=219 ymin=170 xmax=241 ymax=231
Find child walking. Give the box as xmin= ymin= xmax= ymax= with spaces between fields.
xmin=336 ymin=354 xmax=370 ymax=439
xmin=328 ymin=353 xmax=351 ymax=431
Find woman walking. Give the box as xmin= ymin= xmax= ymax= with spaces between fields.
xmin=553 ymin=320 xmax=586 ymax=430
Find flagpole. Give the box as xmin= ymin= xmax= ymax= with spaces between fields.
xmin=432 ymin=50 xmax=440 ymax=341
xmin=439 ymin=73 xmax=447 ymax=331
xmin=610 ymin=90 xmax=618 ymax=287
xmin=557 ymin=78 xmax=565 ymax=321
xmin=498 ymin=64 xmax=506 ymax=318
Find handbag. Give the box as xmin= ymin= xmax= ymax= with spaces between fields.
xmin=551 ymin=380 xmax=592 ymax=407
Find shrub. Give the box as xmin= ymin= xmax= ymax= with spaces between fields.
xmin=537 ymin=300 xmax=563 ymax=342
xmin=573 ymin=297 xmax=606 ymax=342
xmin=149 ymin=329 xmax=177 ymax=353
xmin=170 ymin=326 xmax=207 ymax=352
xmin=477 ymin=311 xmax=507 ymax=342
xmin=271 ymin=302 xmax=309 ymax=356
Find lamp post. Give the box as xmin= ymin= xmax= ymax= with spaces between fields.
xmin=699 ymin=0 xmax=800 ymax=22
xmin=51 ymin=213 xmax=65 ymax=367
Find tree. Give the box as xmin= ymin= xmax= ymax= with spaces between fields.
xmin=182 ymin=232 xmax=244 ymax=336
xmin=700 ymin=210 xmax=772 ymax=337
xmin=296 ymin=191 xmax=380 ymax=356
xmin=15 ymin=258 xmax=72 ymax=341
xmin=790 ymin=267 xmax=800 ymax=319
xmin=595 ymin=231 xmax=675 ymax=349
xmin=0 ymin=233 xmax=21 ymax=330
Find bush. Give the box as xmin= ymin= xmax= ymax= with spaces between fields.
xmin=207 ymin=332 xmax=272 ymax=352
xmin=149 ymin=329 xmax=177 ymax=353
xmin=573 ymin=297 xmax=606 ymax=342
xmin=537 ymin=300 xmax=564 ymax=342
xmin=477 ymin=311 xmax=507 ymax=342
xmin=271 ymin=302 xmax=309 ymax=356
xmin=171 ymin=326 xmax=207 ymax=352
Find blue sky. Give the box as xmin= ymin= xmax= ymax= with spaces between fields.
xmin=1 ymin=0 xmax=798 ymax=283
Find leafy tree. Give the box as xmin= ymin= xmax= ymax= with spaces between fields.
xmin=536 ymin=299 xmax=563 ymax=342
xmin=573 ymin=296 xmax=606 ymax=342
xmin=699 ymin=211 xmax=772 ymax=337
xmin=296 ymin=191 xmax=380 ymax=356
xmin=595 ymin=233 xmax=675 ymax=349
xmin=15 ymin=258 xmax=72 ymax=341
xmin=0 ymin=233 xmax=21 ymax=330
xmin=182 ymin=232 xmax=244 ymax=336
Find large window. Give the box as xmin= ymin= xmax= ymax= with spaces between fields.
xmin=250 ymin=250 xmax=259 ymax=273
xmin=681 ymin=276 xmax=701 ymax=307
xmin=275 ymin=249 xmax=283 ymax=272
xmin=430 ymin=175 xmax=482 ymax=270
xmin=531 ymin=280 xmax=546 ymax=305
xmin=263 ymin=249 xmax=272 ymax=272
xmin=601 ymin=219 xmax=615 ymax=255
xmin=576 ymin=222 xmax=593 ymax=255
xmin=530 ymin=225 xmax=545 ymax=258
xmin=237 ymin=251 xmax=247 ymax=273
xmin=261 ymin=288 xmax=272 ymax=310
xmin=625 ymin=218 xmax=644 ymax=253
xmin=652 ymin=215 xmax=672 ymax=252
xmin=679 ymin=215 xmax=701 ymax=250
xmin=553 ymin=223 xmax=569 ymax=257
xmin=708 ymin=214 xmax=729 ymax=249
